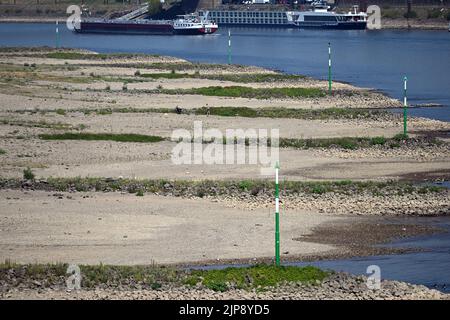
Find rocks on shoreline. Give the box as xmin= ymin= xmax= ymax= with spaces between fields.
xmin=1 ymin=177 xmax=448 ymax=216
xmin=0 ymin=272 xmax=446 ymax=300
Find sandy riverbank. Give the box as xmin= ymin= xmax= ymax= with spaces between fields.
xmin=1 ymin=188 xmax=446 ymax=266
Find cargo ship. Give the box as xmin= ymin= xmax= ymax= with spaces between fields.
xmin=199 ymin=2 xmax=367 ymax=30
xmin=74 ymin=10 xmax=218 ymax=35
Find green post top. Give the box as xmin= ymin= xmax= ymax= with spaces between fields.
xmin=275 ymin=162 xmax=280 ymax=169
xmin=404 ymin=76 xmax=408 ymax=81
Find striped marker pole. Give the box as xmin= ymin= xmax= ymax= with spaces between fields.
xmin=328 ymin=42 xmax=332 ymax=95
xmin=275 ymin=162 xmax=280 ymax=266
xmin=403 ymin=76 xmax=408 ymax=136
xmin=56 ymin=20 xmax=60 ymax=49
xmin=227 ymin=29 xmax=232 ymax=65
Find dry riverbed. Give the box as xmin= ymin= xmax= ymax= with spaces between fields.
xmin=0 ymin=48 xmax=449 ymax=300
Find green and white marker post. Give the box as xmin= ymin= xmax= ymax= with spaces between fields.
xmin=403 ymin=76 xmax=408 ymax=136
xmin=55 ymin=20 xmax=60 ymax=49
xmin=227 ymin=29 xmax=232 ymax=65
xmin=274 ymin=162 xmax=280 ymax=266
xmin=328 ymin=42 xmax=332 ymax=95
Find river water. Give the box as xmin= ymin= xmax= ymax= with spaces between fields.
xmin=0 ymin=23 xmax=449 ymax=121
xmin=1 ymin=23 xmax=449 ymax=292
xmin=286 ymin=217 xmax=450 ymax=293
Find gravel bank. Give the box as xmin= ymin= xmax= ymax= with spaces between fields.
xmin=2 ymin=178 xmax=447 ymax=216
xmin=215 ymin=192 xmax=450 ymax=216
xmin=1 ymin=273 xmax=447 ymax=300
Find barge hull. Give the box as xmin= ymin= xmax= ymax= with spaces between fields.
xmin=75 ymin=22 xmax=174 ymax=35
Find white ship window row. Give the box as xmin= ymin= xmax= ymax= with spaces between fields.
xmin=208 ymin=11 xmax=286 ymax=18
xmin=213 ymin=17 xmax=288 ymax=24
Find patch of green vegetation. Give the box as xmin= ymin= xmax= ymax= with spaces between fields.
xmin=1 ymin=177 xmax=444 ymax=197
xmin=23 ymin=167 xmax=35 ymax=180
xmin=176 ymin=86 xmax=325 ymax=99
xmin=0 ymin=261 xmax=178 ymax=289
xmin=382 ymin=9 xmax=403 ymax=19
xmin=38 ymin=133 xmax=166 ymax=143
xmin=45 ymin=52 xmax=106 ymax=60
xmin=278 ymin=134 xmax=430 ymax=150
xmin=140 ymin=72 xmax=187 ymax=80
xmin=0 ymin=261 xmax=330 ymax=292
xmin=0 ymin=149 xmax=6 ymax=155
xmin=0 ymin=118 xmax=71 ymax=130
xmin=139 ymin=72 xmax=306 ymax=83
xmin=311 ymin=184 xmax=328 ymax=194
xmin=186 ymin=265 xmax=329 ymax=292
xmin=370 ymin=136 xmax=387 ymax=146
xmin=0 ymin=63 xmax=92 ymax=85
xmin=44 ymin=52 xmax=160 ymax=61
xmin=55 ymin=109 xmax=66 ymax=116
xmin=28 ymin=106 xmax=387 ymax=121
xmin=404 ymin=10 xmax=418 ymax=19
xmin=253 ymin=107 xmax=385 ymax=120
xmin=195 ymin=106 xmax=259 ymax=117
xmin=203 ymin=73 xmax=306 ymax=83
xmin=393 ymin=133 xmax=409 ymax=141
xmin=427 ymin=8 xmax=443 ymax=19
xmin=136 ymin=190 xmax=144 ymax=197
xmin=280 ymin=137 xmax=359 ymax=150
xmin=238 ymin=180 xmax=254 ymax=191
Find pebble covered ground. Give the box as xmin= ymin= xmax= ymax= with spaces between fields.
xmin=212 ymin=192 xmax=450 ymax=216
xmin=1 ymin=273 xmax=447 ymax=300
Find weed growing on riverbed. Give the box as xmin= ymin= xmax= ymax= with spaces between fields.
xmin=0 ymin=148 xmax=6 ymax=155
xmin=0 ymin=118 xmax=71 ymax=130
xmin=279 ymin=136 xmax=394 ymax=150
xmin=0 ymin=261 xmax=179 ymax=289
xmin=29 ymin=130 xmax=449 ymax=151
xmin=139 ymin=72 xmax=305 ymax=83
xmin=44 ymin=52 xmax=161 ymax=61
xmin=55 ymin=109 xmax=66 ymax=116
xmin=23 ymin=167 xmax=35 ymax=180
xmin=0 ymin=262 xmax=328 ymax=292
xmin=134 ymin=85 xmax=324 ymax=99
xmin=38 ymin=133 xmax=165 ymax=143
xmin=185 ymin=265 xmax=329 ymax=292
xmin=1 ymin=177 xmax=445 ymax=196
xmin=174 ymin=86 xmax=326 ymax=99
xmin=15 ymin=106 xmax=390 ymax=121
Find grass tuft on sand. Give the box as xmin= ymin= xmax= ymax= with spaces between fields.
xmin=185 ymin=265 xmax=329 ymax=292
xmin=18 ymin=106 xmax=389 ymax=120
xmin=0 ymin=261 xmax=328 ymax=292
xmin=0 ymin=177 xmax=445 ymax=196
xmin=139 ymin=72 xmax=306 ymax=83
xmin=175 ymin=86 xmax=326 ymax=99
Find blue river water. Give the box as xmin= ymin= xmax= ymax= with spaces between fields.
xmin=0 ymin=23 xmax=449 ymax=121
